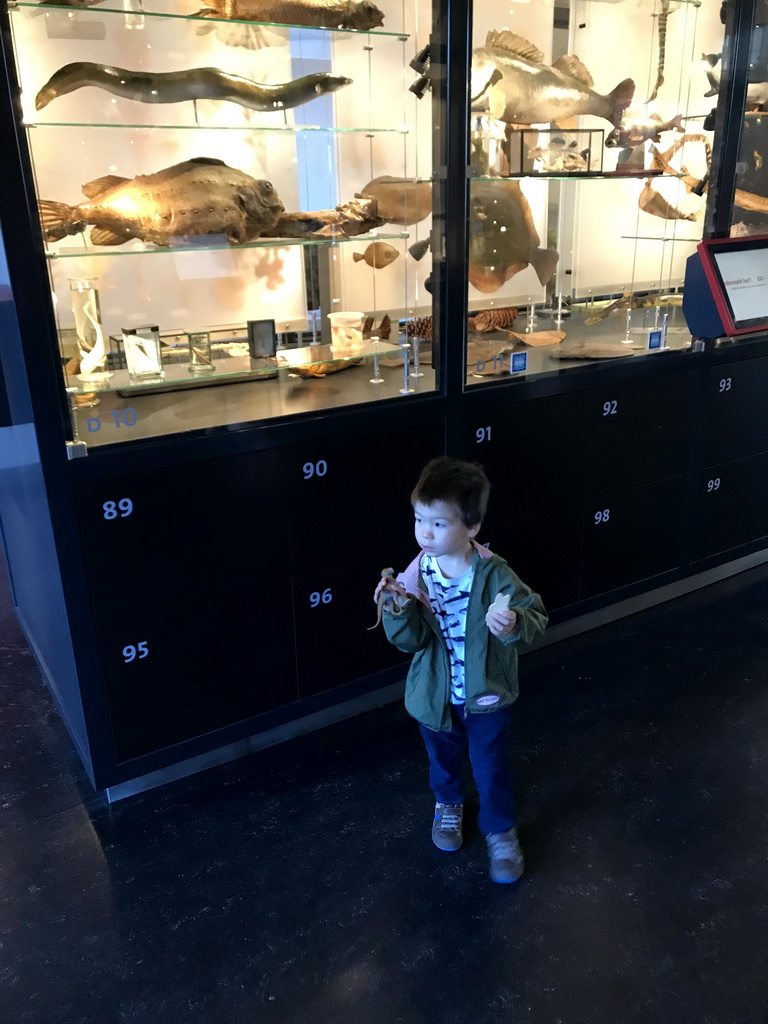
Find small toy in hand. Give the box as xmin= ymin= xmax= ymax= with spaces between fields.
xmin=368 ymin=567 xmax=406 ymax=630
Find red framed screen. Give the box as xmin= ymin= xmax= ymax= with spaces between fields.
xmin=697 ymin=234 xmax=768 ymax=336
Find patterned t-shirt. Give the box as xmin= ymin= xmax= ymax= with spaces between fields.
xmin=421 ymin=555 xmax=474 ymax=705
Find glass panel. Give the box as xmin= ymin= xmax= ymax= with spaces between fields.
xmin=465 ymin=0 xmax=725 ymax=385
xmin=7 ymin=0 xmax=435 ymax=447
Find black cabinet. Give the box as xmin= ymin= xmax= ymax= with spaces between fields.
xmin=293 ymin=550 xmax=413 ymax=699
xmin=461 ymin=372 xmax=697 ymax=521
xmin=76 ymin=449 xmax=288 ymax=631
xmin=99 ymin=582 xmax=298 ymax=763
xmin=283 ymin=420 xmax=444 ymax=575
xmin=704 ymin=357 xmax=768 ymax=465
xmin=580 ymin=476 xmax=687 ymax=599
xmin=485 ymin=505 xmax=582 ymax=613
xmin=692 ymin=452 xmax=768 ymax=560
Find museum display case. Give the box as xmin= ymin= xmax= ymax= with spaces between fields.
xmin=6 ymin=0 xmax=436 ymax=446
xmin=459 ymin=0 xmax=726 ymax=384
xmin=4 ymin=0 xmax=768 ymax=797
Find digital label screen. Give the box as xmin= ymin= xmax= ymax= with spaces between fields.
xmin=712 ymin=247 xmax=768 ymax=328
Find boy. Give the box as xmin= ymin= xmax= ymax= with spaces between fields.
xmin=373 ymin=457 xmax=547 ymax=884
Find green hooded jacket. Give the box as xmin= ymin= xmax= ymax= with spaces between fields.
xmin=382 ymin=543 xmax=548 ymax=732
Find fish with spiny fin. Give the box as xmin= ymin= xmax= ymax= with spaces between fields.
xmin=471 ymin=30 xmax=634 ymax=128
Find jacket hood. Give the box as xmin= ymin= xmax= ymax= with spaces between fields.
xmin=397 ymin=541 xmax=493 ymax=606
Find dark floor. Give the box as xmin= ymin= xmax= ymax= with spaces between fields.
xmin=3 ymin=553 xmax=768 ymax=1024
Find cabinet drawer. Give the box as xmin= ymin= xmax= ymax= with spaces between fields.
xmin=691 ymin=452 xmax=768 ymax=560
xmin=99 ymin=582 xmax=297 ymax=763
xmin=284 ymin=419 xmax=444 ymax=575
xmin=485 ymin=505 xmax=582 ymax=613
xmin=76 ymin=449 xmax=288 ymax=631
xmin=580 ymin=476 xmax=686 ymax=599
xmin=461 ymin=372 xmax=697 ymax=519
xmin=293 ymin=553 xmax=412 ymax=699
xmin=704 ymin=358 xmax=768 ymax=465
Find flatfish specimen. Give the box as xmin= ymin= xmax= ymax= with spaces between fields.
xmin=357 ymin=176 xmax=432 ymax=226
xmin=35 ymin=63 xmax=352 ymax=112
xmin=353 ymin=241 xmax=399 ymax=268
xmin=638 ymin=180 xmax=701 ymax=221
xmin=468 ymin=179 xmax=558 ymax=294
xmin=472 ymin=306 xmax=518 ymax=331
xmin=39 ymin=157 xmax=284 ymax=247
xmin=508 ymin=329 xmax=565 ymax=346
xmin=193 ymin=0 xmax=384 ymax=30
xmin=471 ymin=30 xmax=634 ymax=128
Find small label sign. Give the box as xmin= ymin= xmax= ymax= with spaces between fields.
xmin=511 ymin=352 xmax=528 ymax=373
xmin=647 ymin=330 xmax=664 ymax=351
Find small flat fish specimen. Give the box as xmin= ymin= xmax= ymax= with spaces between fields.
xmin=638 ymin=179 xmax=701 ymax=221
xmin=357 ymin=176 xmax=432 ymax=226
xmin=508 ymin=329 xmax=565 ymax=346
xmin=353 ymin=241 xmax=400 ymax=268
xmin=368 ymin=568 xmax=404 ymax=630
xmin=472 ymin=306 xmax=518 ymax=331
xmin=468 ymin=179 xmax=558 ymax=294
xmin=39 ymin=157 xmax=284 ymax=247
xmin=471 ymin=30 xmax=634 ymax=128
xmin=193 ymin=0 xmax=384 ymax=30
xmin=35 ymin=63 xmax=352 ymax=112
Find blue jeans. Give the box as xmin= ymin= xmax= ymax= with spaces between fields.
xmin=419 ymin=705 xmax=516 ymax=835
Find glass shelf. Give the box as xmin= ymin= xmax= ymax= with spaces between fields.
xmin=476 ymin=170 xmax=672 ymax=183
xmin=26 ymin=121 xmax=408 ymax=134
xmin=67 ymin=339 xmax=403 ymax=394
xmin=10 ymin=2 xmax=410 ymax=38
xmin=621 ymin=235 xmax=702 ymax=242
xmin=46 ymin=230 xmax=409 ymax=259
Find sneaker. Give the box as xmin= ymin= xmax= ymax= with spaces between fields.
xmin=486 ymin=828 xmax=524 ymax=884
xmin=432 ymin=803 xmax=463 ymax=851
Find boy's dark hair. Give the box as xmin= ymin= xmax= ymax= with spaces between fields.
xmin=411 ymin=457 xmax=491 ymax=527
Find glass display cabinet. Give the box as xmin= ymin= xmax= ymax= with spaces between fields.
xmin=459 ymin=0 xmax=726 ymax=384
xmin=6 ymin=0 xmax=436 ymax=446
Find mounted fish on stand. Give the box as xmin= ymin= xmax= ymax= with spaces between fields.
xmin=192 ymin=0 xmax=385 ymax=48
xmin=469 ymin=30 xmax=635 ymax=176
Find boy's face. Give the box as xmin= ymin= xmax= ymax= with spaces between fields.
xmin=413 ymin=500 xmax=480 ymax=561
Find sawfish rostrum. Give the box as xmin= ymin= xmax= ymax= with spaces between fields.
xmin=39 ymin=157 xmax=284 ymax=247
xmin=471 ymin=30 xmax=634 ymax=127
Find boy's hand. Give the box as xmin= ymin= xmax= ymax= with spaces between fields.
xmin=372 ymin=576 xmax=408 ymax=605
xmin=487 ymin=608 xmax=518 ymax=637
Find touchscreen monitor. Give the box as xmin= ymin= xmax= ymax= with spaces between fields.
xmin=697 ymin=235 xmax=768 ymax=335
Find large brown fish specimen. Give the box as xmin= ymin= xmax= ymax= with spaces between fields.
xmin=39 ymin=157 xmax=284 ymax=247
xmin=468 ymin=180 xmax=558 ymax=294
xmin=193 ymin=0 xmax=384 ymax=30
xmin=35 ymin=63 xmax=352 ymax=112
xmin=471 ymin=30 xmax=634 ymax=128
xmin=357 ymin=176 xmax=432 ymax=226
xmin=638 ymin=179 xmax=701 ymax=221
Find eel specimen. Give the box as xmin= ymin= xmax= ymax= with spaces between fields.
xmin=35 ymin=63 xmax=352 ymax=112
